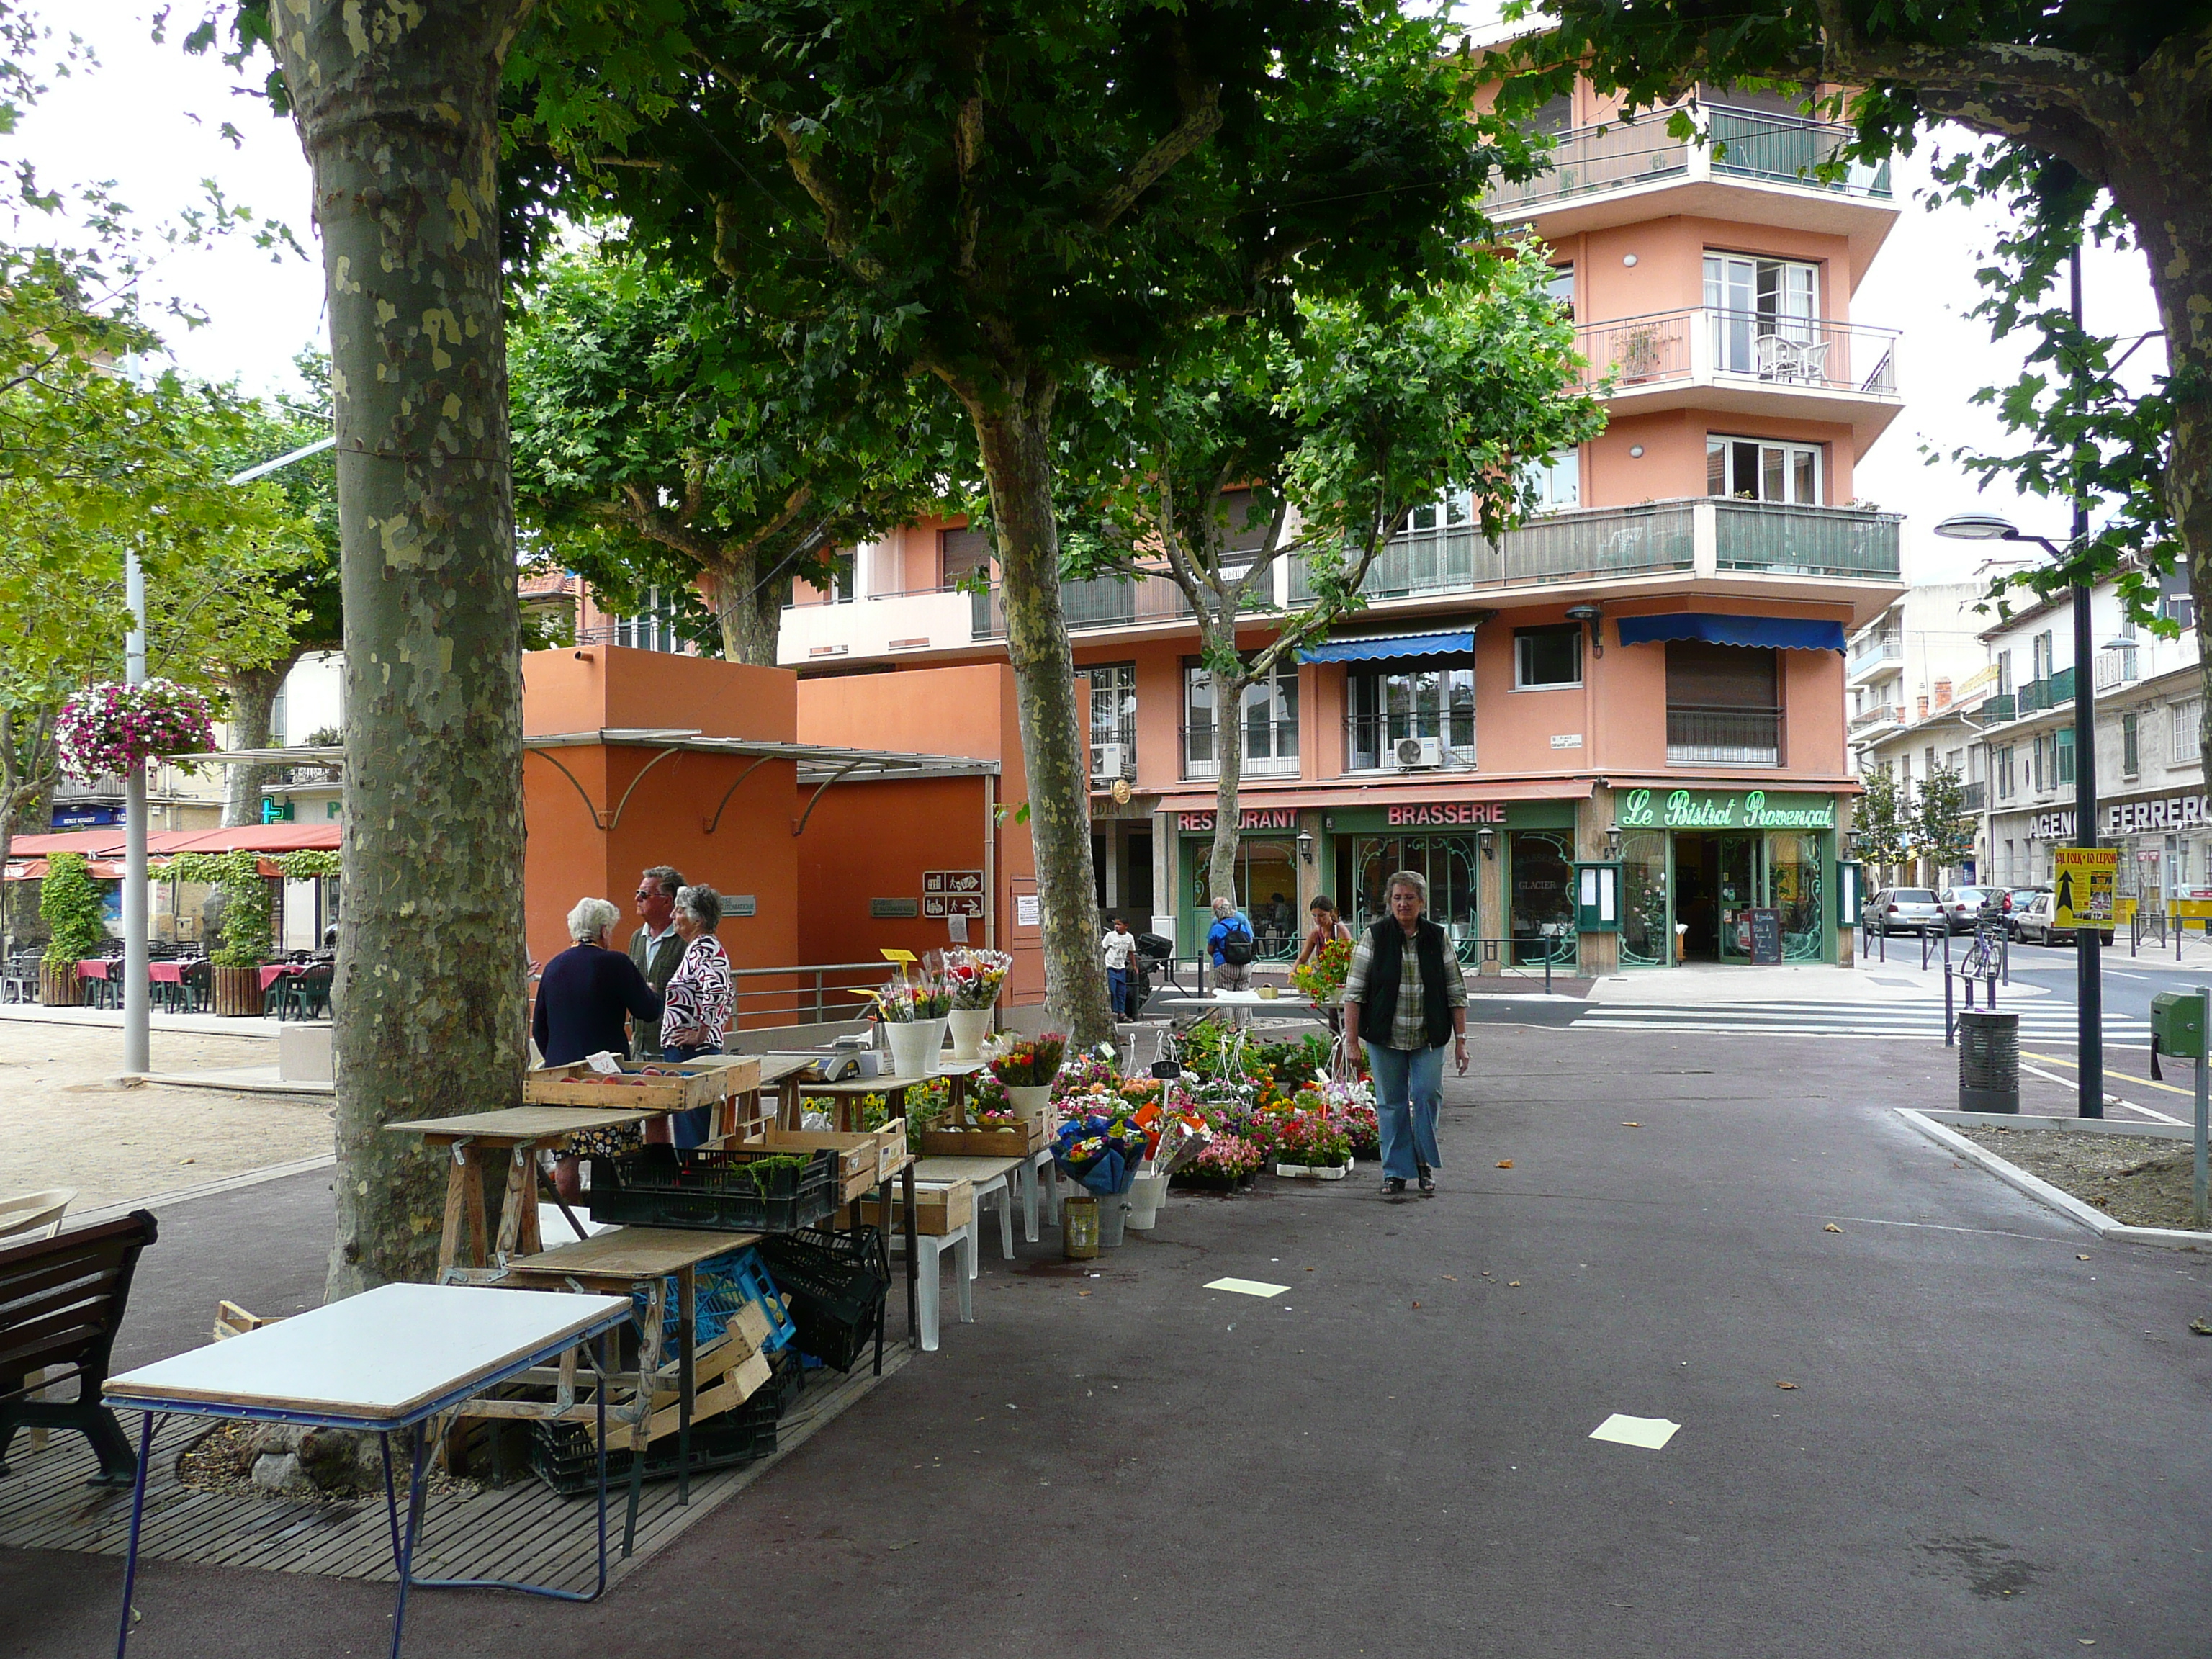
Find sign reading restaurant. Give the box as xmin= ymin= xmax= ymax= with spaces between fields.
xmin=1616 ymin=788 xmax=1838 ymax=831
xmin=1177 ymin=806 xmax=1300 ymax=832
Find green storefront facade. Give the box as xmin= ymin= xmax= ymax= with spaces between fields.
xmin=1612 ymin=786 xmax=1841 ymax=966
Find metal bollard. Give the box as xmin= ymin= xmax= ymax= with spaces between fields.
xmin=1957 ymin=1010 xmax=2020 ymax=1114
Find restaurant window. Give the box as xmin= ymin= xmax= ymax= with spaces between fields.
xmin=940 ymin=526 xmax=993 ymax=590
xmin=2123 ymin=711 xmax=2141 ymax=778
xmin=1089 ymin=663 xmax=1137 ymax=782
xmin=1523 ymin=447 xmax=1581 ymax=511
xmin=1514 ymin=624 xmax=1583 ymax=690
xmin=1346 ymin=658 xmax=1475 ymax=771
xmin=2176 ymin=698 xmax=2203 ymax=764
xmin=1665 ymin=640 xmax=1780 ymax=766
xmin=1184 ymin=660 xmax=1299 ymax=780
xmin=1706 ymin=435 xmax=1821 ymax=505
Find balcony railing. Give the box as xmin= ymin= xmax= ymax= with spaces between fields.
xmin=1712 ymin=500 xmax=1902 ymax=580
xmin=1960 ymin=780 xmax=1987 ymax=811
xmin=1668 ymin=705 xmax=1781 ymax=766
xmin=1982 ymin=693 xmax=2017 ymax=721
xmin=1849 ymin=636 xmax=1902 ymax=673
xmin=1344 ymin=716 xmax=1476 ymax=774
xmin=2017 ymin=666 xmax=2077 ymax=715
xmin=1848 ymin=703 xmax=1902 ymax=734
xmin=2095 ymin=646 xmax=2140 ymax=692
xmin=1182 ymin=722 xmax=1300 ymax=781
xmin=1577 ymin=307 xmax=1901 ymax=399
xmin=1485 ymin=104 xmax=1892 ymax=217
xmin=971 ymin=571 xmax=1199 ymax=641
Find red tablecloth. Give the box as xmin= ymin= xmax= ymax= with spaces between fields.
xmin=257 ymin=964 xmax=305 ymax=992
xmin=77 ymin=959 xmax=111 ymax=980
xmin=148 ymin=963 xmax=185 ymax=984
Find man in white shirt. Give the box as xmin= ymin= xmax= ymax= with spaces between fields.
xmin=626 ymin=865 xmax=687 ymax=1058
xmin=1100 ymin=917 xmax=1138 ymax=1020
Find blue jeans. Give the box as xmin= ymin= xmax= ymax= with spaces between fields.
xmin=1365 ymin=1042 xmax=1444 ymax=1181
xmin=1107 ymin=966 xmax=1131 ymax=1019
xmin=662 ymin=1041 xmax=721 ymax=1149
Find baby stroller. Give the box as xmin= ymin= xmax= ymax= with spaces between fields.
xmin=1134 ymin=932 xmax=1180 ymax=1005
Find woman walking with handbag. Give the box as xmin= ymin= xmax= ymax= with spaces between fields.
xmin=1342 ymin=870 xmax=1468 ymax=1197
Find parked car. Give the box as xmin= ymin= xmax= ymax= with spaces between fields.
xmin=2000 ymin=886 xmax=2051 ymax=938
xmin=1936 ymin=886 xmax=2003 ymax=934
xmin=1866 ymin=888 xmax=1946 ymax=937
xmin=2010 ymin=890 xmax=2116 ymax=948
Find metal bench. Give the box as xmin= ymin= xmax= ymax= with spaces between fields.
xmin=0 ymin=1210 xmax=160 ymax=1487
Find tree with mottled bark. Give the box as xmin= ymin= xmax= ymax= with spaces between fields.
xmin=215 ymin=0 xmax=534 ymax=1299
xmin=508 ymin=0 xmax=1530 ymax=1043
xmin=508 ymin=252 xmax=968 ymax=664
xmin=1497 ymin=1 xmax=2212 ymax=787
xmin=1063 ymin=258 xmax=1603 ymax=904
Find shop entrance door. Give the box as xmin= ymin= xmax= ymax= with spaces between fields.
xmin=1714 ymin=834 xmax=1761 ymax=961
xmin=1671 ymin=833 xmax=1763 ymax=961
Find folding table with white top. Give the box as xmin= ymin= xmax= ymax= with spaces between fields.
xmin=103 ymin=1282 xmax=633 ymax=1659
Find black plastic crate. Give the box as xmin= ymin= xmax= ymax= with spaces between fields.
xmin=529 ymin=1391 xmax=780 ymax=1498
xmin=582 ymin=1143 xmax=838 ymax=1233
xmin=762 ymin=1347 xmax=809 ymax=1416
xmin=754 ymin=1225 xmax=891 ymax=1372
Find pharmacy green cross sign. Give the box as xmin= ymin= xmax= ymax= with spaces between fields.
xmin=1617 ymin=788 xmax=1838 ymax=831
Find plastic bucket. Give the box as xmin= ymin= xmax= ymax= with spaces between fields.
xmin=947 ymin=1007 xmax=994 ymax=1060
xmin=1098 ymin=1191 xmax=1129 ymax=1249
xmin=884 ymin=1018 xmax=941 ymax=1078
xmin=1125 ymin=1174 xmax=1166 ymax=1231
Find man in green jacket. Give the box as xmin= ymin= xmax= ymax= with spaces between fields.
xmin=627 ymin=865 xmax=688 ymax=1059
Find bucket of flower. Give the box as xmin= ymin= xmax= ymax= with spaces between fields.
xmin=923 ymin=1033 xmax=1065 ymax=1156
xmin=1271 ymin=1110 xmax=1354 ymax=1181
xmin=1127 ymin=1112 xmax=1210 ymax=1229
xmin=1051 ymin=1111 xmax=1149 ymax=1246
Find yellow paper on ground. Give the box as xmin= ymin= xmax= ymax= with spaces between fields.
xmin=1589 ymin=1413 xmax=1680 ymax=1451
xmin=1204 ymin=1277 xmax=1290 ymax=1298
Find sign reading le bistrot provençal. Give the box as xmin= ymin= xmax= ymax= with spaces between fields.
xmin=1617 ymin=788 xmax=1838 ymax=832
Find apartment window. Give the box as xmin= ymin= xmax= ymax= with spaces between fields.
xmin=614 ymin=588 xmax=696 ymax=653
xmin=1522 ymin=447 xmax=1581 ymax=511
xmin=1529 ymin=92 xmax=1574 ymax=135
xmin=940 ymin=526 xmax=992 ymax=590
xmin=1996 ymin=649 xmax=2013 ymax=696
xmin=1704 ymin=253 xmax=1820 ymax=377
xmin=1665 ymin=640 xmax=1780 ymax=766
xmin=2030 ymin=737 xmax=2044 ymax=791
xmin=1089 ymin=663 xmax=1136 ymax=781
xmin=1184 ymin=660 xmax=1299 ymax=779
xmin=1707 ymin=435 xmax=1821 ymax=505
xmin=2055 ymin=727 xmax=2076 ymax=786
xmin=2177 ymin=698 xmax=2203 ymax=765
xmin=2032 ymin=631 xmax=2054 ymax=681
xmin=1346 ymin=660 xmax=1475 ymax=772
xmin=2123 ymin=711 xmax=2141 ymax=778
xmin=1408 ymin=487 xmax=1475 ymax=535
xmin=1514 ymin=625 xmax=1583 ymax=690
xmin=1946 ymin=748 xmax=1964 ymax=774
xmin=1545 ymin=264 xmax=1575 ymax=320
xmin=269 ymin=686 xmax=288 ymax=748
xmin=1995 ymin=745 xmax=2013 ymax=800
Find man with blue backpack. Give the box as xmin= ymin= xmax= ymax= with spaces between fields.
xmin=1207 ymin=896 xmax=1256 ymax=994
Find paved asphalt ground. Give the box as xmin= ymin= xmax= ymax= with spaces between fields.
xmin=11 ymin=1026 xmax=2212 ymax=1659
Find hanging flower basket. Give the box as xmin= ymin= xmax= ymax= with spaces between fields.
xmin=56 ymin=681 xmax=216 ymax=781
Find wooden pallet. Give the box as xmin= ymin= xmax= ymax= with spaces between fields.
xmin=0 ymin=1346 xmax=909 ymax=1592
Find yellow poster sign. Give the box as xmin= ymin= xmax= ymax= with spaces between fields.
xmin=2052 ymin=847 xmax=2118 ymax=928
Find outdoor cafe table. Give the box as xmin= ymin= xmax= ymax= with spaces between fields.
xmin=385 ymin=1107 xmax=662 ymax=1275
xmin=257 ymin=962 xmax=307 ymax=993
xmin=104 ymin=1282 xmax=633 ymax=1659
xmin=500 ymin=1226 xmax=760 ymax=1539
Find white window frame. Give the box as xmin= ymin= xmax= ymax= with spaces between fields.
xmin=1707 ymin=434 xmax=1822 ymax=505
xmin=1522 ymin=447 xmax=1581 ymax=512
xmin=2175 ymin=698 xmax=2203 ymax=765
xmin=1514 ymin=624 xmax=1583 ymax=691
xmin=1184 ymin=660 xmax=1299 ymax=780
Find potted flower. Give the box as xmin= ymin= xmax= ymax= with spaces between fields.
xmin=37 ymin=853 xmax=108 ymax=1005
xmin=871 ymin=974 xmax=952 ymax=1076
xmin=1272 ymin=1110 xmax=1354 ymax=1180
xmin=939 ymin=947 xmax=1012 ymax=1058
xmin=986 ymin=1031 xmax=1066 ymax=1125
xmin=56 ymin=680 xmax=215 ymax=781
xmin=1171 ymin=1133 xmax=1264 ymax=1192
xmin=1290 ymin=935 xmax=1352 ymax=1004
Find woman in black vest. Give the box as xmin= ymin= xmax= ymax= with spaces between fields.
xmin=1343 ymin=871 xmax=1468 ymax=1196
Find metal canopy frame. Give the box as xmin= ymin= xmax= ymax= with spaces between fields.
xmin=179 ymin=730 xmax=999 ymax=837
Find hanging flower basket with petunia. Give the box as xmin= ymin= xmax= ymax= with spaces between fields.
xmin=55 ymin=681 xmax=216 ymax=781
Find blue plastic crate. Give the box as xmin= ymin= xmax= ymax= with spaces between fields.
xmin=632 ymin=1245 xmax=797 ymax=1354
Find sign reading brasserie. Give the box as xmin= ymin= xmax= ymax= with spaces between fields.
xmin=1617 ymin=788 xmax=1837 ymax=832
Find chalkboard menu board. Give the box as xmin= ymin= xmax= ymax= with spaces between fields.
xmin=1748 ymin=907 xmax=1782 ymax=965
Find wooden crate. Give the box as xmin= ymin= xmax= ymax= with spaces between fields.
xmin=525 ymin=1059 xmax=724 ymax=1115
xmin=733 ymin=1118 xmax=908 ymax=1201
xmin=673 ymin=1053 xmax=764 ymax=1097
xmin=919 ymin=1117 xmax=1045 ymax=1159
xmin=858 ymin=1178 xmax=974 ymax=1236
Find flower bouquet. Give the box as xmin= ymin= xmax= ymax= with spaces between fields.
xmin=986 ymin=1031 xmax=1065 ymax=1125
xmin=1289 ymin=935 xmax=1353 ymax=1004
xmin=872 ymin=975 xmax=950 ymax=1077
xmin=57 ymin=680 xmax=216 ymax=781
xmin=939 ymin=948 xmax=1013 ymax=1057
xmin=1051 ymin=1110 xmax=1150 ymax=1195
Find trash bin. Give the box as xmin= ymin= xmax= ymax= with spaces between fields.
xmin=1957 ymin=1010 xmax=2020 ymax=1114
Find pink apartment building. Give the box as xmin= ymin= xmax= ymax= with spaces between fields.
xmin=761 ymin=86 xmax=1908 ymax=973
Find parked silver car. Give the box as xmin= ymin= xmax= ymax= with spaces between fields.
xmin=1867 ymin=887 xmax=1946 ymax=937
xmin=1936 ymin=886 xmax=2003 ymax=935
xmin=2010 ymin=890 xmax=2116 ymax=948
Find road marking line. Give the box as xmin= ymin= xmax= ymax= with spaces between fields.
xmin=2016 ymin=1051 xmax=2190 ymax=1123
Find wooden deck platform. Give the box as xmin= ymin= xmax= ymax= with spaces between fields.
xmin=0 ymin=1346 xmax=909 ymax=1592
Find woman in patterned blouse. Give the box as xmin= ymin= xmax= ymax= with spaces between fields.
xmin=659 ymin=884 xmax=733 ymax=1148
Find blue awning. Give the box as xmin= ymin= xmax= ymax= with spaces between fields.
xmin=1299 ymin=629 xmax=1476 ymax=664
xmin=1616 ymin=613 xmax=1848 ymax=652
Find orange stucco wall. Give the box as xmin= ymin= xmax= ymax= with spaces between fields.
xmin=1588 ymin=407 xmax=1858 ymax=508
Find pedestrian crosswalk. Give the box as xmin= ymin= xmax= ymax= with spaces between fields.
xmin=1569 ymin=999 xmax=2152 ymax=1043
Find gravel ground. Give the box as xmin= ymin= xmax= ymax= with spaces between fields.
xmin=0 ymin=1020 xmax=332 ymax=1209
xmin=1960 ymin=1123 xmax=2210 ymax=1230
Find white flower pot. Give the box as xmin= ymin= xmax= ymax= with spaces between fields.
xmin=947 ymin=1006 xmax=995 ymax=1060
xmin=1126 ymin=1173 xmax=1167 ymax=1231
xmin=1002 ymin=1083 xmax=1053 ymax=1127
xmin=1274 ymin=1161 xmax=1352 ymax=1181
xmin=884 ymin=1018 xmax=944 ymax=1078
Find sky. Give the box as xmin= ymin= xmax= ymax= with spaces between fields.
xmin=14 ymin=6 xmax=2170 ymax=594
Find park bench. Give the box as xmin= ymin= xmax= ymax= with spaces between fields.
xmin=0 ymin=1210 xmax=160 ymax=1486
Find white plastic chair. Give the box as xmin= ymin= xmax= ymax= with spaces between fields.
xmin=0 ymin=1187 xmax=76 ymax=1242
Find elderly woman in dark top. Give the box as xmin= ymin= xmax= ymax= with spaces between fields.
xmin=1343 ymin=870 xmax=1468 ymax=1198
xmin=534 ymin=897 xmax=662 ymax=1066
xmin=658 ymin=884 xmax=734 ymax=1148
